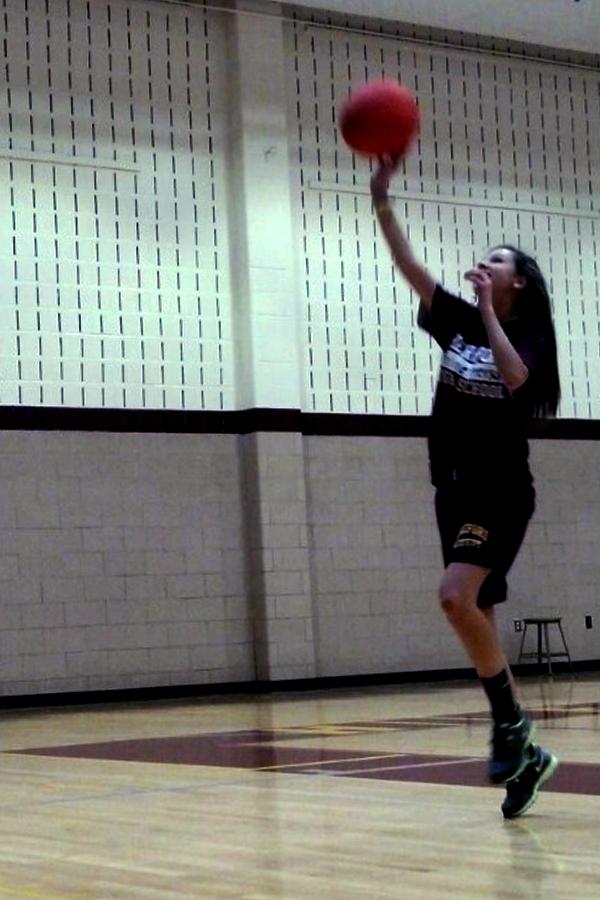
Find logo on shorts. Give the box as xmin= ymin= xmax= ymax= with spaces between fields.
xmin=453 ymin=523 xmax=489 ymax=549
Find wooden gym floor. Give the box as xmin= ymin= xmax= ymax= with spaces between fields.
xmin=0 ymin=674 xmax=599 ymax=898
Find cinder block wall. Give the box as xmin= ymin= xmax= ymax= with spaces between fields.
xmin=0 ymin=429 xmax=597 ymax=696
xmin=0 ymin=431 xmax=253 ymax=695
xmin=305 ymin=436 xmax=600 ymax=676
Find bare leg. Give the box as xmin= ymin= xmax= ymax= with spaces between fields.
xmin=438 ymin=562 xmax=508 ymax=677
xmin=439 ymin=563 xmax=533 ymax=783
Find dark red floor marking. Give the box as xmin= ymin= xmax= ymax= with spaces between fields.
xmin=284 ymin=755 xmax=600 ymax=795
xmin=10 ymin=705 xmax=600 ymax=796
xmin=16 ymin=732 xmax=373 ymax=769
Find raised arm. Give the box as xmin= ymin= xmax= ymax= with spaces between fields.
xmin=370 ymin=156 xmax=436 ymax=311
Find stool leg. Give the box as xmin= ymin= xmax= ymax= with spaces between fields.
xmin=543 ymin=621 xmax=552 ymax=676
xmin=518 ymin=624 xmax=528 ymax=666
xmin=558 ymin=621 xmax=573 ymax=672
xmin=536 ymin=623 xmax=543 ymax=668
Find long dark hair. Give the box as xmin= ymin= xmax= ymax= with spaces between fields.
xmin=494 ymin=244 xmax=561 ymax=418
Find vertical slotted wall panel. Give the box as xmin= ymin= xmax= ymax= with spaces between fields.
xmin=0 ymin=0 xmax=232 ymax=410
xmin=287 ymin=21 xmax=600 ymax=418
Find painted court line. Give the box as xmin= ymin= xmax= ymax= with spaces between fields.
xmin=257 ymin=752 xmax=416 ymax=771
xmin=312 ymin=757 xmax=483 ymax=777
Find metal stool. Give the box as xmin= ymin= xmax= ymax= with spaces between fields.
xmin=517 ymin=617 xmax=572 ymax=675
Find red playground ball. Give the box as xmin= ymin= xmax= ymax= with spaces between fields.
xmin=339 ymin=79 xmax=419 ymax=158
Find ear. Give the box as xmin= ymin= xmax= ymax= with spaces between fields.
xmin=513 ymin=276 xmax=527 ymax=291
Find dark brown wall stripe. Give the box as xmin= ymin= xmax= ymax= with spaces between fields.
xmin=1 ymin=407 xmax=600 ymax=439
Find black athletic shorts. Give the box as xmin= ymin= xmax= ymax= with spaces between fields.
xmin=434 ymin=480 xmax=536 ymax=609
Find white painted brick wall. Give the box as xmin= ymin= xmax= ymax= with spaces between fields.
xmin=0 ymin=431 xmax=254 ymax=695
xmin=239 ymin=432 xmax=317 ymax=680
xmin=305 ymin=435 xmax=600 ymax=676
xmin=1 ymin=430 xmax=598 ymax=695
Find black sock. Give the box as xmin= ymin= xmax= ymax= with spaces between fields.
xmin=481 ymin=669 xmax=521 ymax=726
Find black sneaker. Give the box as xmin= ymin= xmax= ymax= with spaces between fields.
xmin=502 ymin=745 xmax=559 ymax=819
xmin=489 ymin=713 xmax=534 ymax=784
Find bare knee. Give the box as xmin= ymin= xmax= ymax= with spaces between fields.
xmin=438 ymin=563 xmax=490 ymax=628
xmin=439 ymin=583 xmax=477 ymax=627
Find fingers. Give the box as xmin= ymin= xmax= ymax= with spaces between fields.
xmin=464 ymin=269 xmax=493 ymax=301
xmin=371 ymin=153 xmax=403 ymax=201
xmin=464 ymin=268 xmax=491 ymax=284
xmin=377 ymin=153 xmax=402 ymax=170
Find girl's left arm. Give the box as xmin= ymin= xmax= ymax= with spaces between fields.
xmin=466 ymin=268 xmax=529 ymax=392
xmin=480 ymin=306 xmax=529 ymax=392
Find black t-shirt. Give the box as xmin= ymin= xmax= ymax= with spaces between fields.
xmin=418 ymin=285 xmax=546 ymax=488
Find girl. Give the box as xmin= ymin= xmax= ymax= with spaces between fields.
xmin=370 ymin=155 xmax=560 ymax=818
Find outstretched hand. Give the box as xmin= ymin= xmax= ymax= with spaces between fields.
xmin=370 ymin=153 xmax=402 ymax=202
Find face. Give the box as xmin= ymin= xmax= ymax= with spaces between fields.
xmin=477 ymin=247 xmax=525 ymax=310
